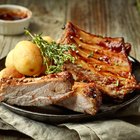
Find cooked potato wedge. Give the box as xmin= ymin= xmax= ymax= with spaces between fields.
xmin=42 ymin=36 xmax=54 ymax=43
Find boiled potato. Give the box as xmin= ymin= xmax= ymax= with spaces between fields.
xmin=13 ymin=40 xmax=43 ymax=76
xmin=0 ymin=67 xmax=24 ymax=79
xmin=5 ymin=49 xmax=15 ymax=68
xmin=42 ymin=36 xmax=54 ymax=43
xmin=34 ymin=64 xmax=46 ymax=76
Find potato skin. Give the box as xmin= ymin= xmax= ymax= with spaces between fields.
xmin=13 ymin=41 xmax=43 ymax=76
xmin=42 ymin=36 xmax=53 ymax=43
xmin=5 ymin=49 xmax=15 ymax=68
xmin=0 ymin=67 xmax=24 ymax=79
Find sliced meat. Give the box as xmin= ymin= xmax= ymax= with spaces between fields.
xmin=57 ymin=82 xmax=102 ymax=115
xmin=0 ymin=71 xmax=74 ymax=106
xmin=60 ymin=22 xmax=138 ymax=99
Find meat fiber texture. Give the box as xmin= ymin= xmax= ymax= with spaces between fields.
xmin=59 ymin=22 xmax=138 ymax=99
xmin=57 ymin=82 xmax=102 ymax=115
xmin=0 ymin=71 xmax=74 ymax=106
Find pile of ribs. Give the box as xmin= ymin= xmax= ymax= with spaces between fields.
xmin=0 ymin=22 xmax=139 ymax=115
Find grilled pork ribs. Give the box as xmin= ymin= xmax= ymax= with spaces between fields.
xmin=60 ymin=22 xmax=138 ymax=99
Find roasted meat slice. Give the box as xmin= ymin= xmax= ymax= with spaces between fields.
xmin=60 ymin=22 xmax=138 ymax=99
xmin=0 ymin=71 xmax=74 ymax=106
xmin=57 ymin=82 xmax=102 ymax=115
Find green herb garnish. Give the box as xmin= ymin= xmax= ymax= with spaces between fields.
xmin=77 ymin=64 xmax=83 ymax=67
xmin=115 ymin=80 xmax=119 ymax=87
xmin=87 ymin=51 xmax=94 ymax=58
xmin=25 ymin=30 xmax=76 ymax=74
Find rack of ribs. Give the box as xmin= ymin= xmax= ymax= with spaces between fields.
xmin=59 ymin=22 xmax=138 ymax=99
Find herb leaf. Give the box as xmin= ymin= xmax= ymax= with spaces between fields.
xmin=115 ymin=80 xmax=119 ymax=87
xmin=25 ymin=30 xmax=76 ymax=74
xmin=87 ymin=51 xmax=94 ymax=58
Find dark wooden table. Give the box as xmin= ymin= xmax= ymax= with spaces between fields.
xmin=0 ymin=0 xmax=140 ymax=139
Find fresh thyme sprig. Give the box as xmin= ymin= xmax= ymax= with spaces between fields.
xmin=25 ymin=30 xmax=76 ymax=74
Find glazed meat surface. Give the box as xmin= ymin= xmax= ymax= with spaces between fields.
xmin=57 ymin=82 xmax=102 ymax=115
xmin=0 ymin=71 xmax=74 ymax=106
xmin=60 ymin=22 xmax=137 ymax=99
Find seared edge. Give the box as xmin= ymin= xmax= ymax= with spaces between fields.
xmin=57 ymin=82 xmax=102 ymax=115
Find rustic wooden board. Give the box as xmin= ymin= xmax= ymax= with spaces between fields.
xmin=0 ymin=0 xmax=140 ymax=139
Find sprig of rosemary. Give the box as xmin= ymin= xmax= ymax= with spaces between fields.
xmin=25 ymin=30 xmax=76 ymax=74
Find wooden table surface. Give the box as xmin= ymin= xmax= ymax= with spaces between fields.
xmin=0 ymin=0 xmax=140 ymax=139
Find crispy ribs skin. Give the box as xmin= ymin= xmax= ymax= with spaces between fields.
xmin=0 ymin=71 xmax=74 ymax=106
xmin=57 ymin=82 xmax=102 ymax=115
xmin=59 ymin=22 xmax=137 ymax=99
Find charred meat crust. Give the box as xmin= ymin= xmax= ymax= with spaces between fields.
xmin=0 ymin=71 xmax=74 ymax=87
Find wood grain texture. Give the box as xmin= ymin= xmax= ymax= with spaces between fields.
xmin=0 ymin=0 xmax=140 ymax=59
xmin=0 ymin=0 xmax=140 ymax=139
